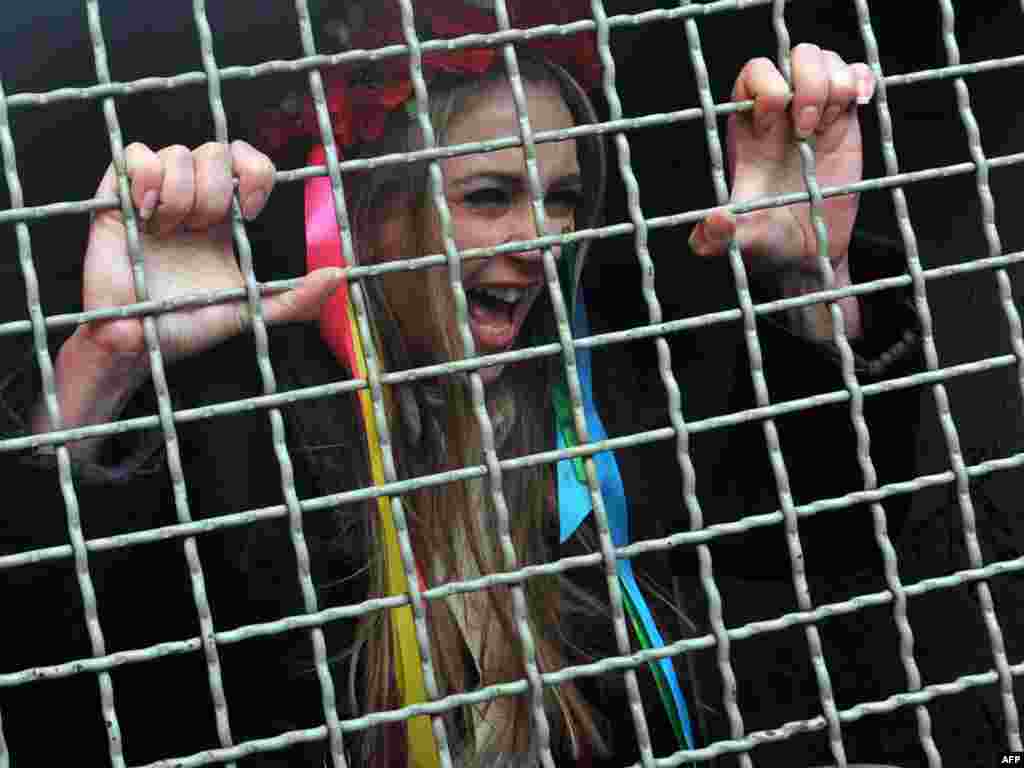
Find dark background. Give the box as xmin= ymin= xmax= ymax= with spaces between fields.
xmin=1 ymin=1 xmax=1023 ymax=763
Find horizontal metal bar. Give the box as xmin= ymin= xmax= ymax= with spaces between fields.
xmin=4 ymin=4 xmax=1021 ymax=121
xmin=3 ymin=0 xmax=782 ymax=113
xmin=125 ymin=651 xmax=1023 ymax=768
xmin=651 ymin=661 xmax=1024 ymax=767
xmin=883 ymin=52 xmax=1024 ymax=88
xmin=5 ymin=145 xmax=1023 ymax=310
xmin=3 ymin=425 xmax=1021 ymax=597
xmin=7 ymin=551 xmax=1022 ymax=767
xmin=3 ymin=105 xmax=746 ymax=227
xmin=7 ymin=536 xmax=1023 ymax=699
xmin=2 ymin=349 xmax=1019 ymax=560
xmin=5 ymin=238 xmax=1022 ymax=455
xmin=0 ymin=279 xmax=300 ymax=338
xmin=618 ymin=448 xmax=1024 ymax=564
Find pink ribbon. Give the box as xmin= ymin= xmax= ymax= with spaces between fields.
xmin=304 ymin=143 xmax=357 ymax=373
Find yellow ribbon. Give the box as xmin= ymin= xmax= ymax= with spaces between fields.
xmin=348 ymin=304 xmax=440 ymax=768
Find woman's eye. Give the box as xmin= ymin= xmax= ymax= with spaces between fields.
xmin=546 ymin=189 xmax=583 ymax=215
xmin=463 ymin=188 xmax=510 ymax=208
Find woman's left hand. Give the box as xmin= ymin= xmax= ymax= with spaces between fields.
xmin=689 ymin=44 xmax=875 ymax=286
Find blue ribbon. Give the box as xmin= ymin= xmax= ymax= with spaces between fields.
xmin=556 ymin=293 xmax=695 ymax=752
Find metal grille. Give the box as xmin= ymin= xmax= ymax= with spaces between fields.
xmin=1 ymin=1 xmax=1023 ymax=766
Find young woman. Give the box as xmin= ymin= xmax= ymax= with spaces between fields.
xmin=6 ymin=3 xmax=983 ymax=767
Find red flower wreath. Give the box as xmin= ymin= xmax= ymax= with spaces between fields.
xmin=258 ymin=0 xmax=602 ymax=154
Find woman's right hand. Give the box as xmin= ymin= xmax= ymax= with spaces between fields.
xmin=80 ymin=140 xmax=342 ymax=371
xmin=34 ymin=142 xmax=342 ymax=449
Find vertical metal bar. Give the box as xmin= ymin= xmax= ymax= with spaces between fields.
xmin=488 ymin=2 xmax=660 ymax=767
xmin=589 ymin=1 xmax=750 ymax=764
xmin=936 ymin=1 xmax=1024 ymax=444
xmin=83 ymin=1 xmax=236 ymax=764
xmin=189 ymin=1 xmax=350 ymax=764
xmin=393 ymin=1 xmax=558 ymax=765
xmin=679 ymin=1 xmax=849 ymax=764
xmin=853 ymin=0 xmax=1024 ymax=751
xmin=290 ymin=0 xmax=457 ymax=764
xmin=934 ymin=0 xmax=1024 ymax=751
xmin=0 ymin=707 xmax=7 ymax=768
xmin=0 ymin=74 xmax=127 ymax=768
xmin=771 ymin=2 xmax=942 ymax=764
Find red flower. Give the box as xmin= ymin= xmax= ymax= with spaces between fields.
xmin=349 ymin=80 xmax=414 ymax=144
xmin=258 ymin=1 xmax=603 ymax=154
xmin=423 ymin=45 xmax=496 ymax=76
xmin=321 ymin=77 xmax=356 ymax=146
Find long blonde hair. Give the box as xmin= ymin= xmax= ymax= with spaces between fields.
xmin=338 ymin=51 xmax=608 ymax=763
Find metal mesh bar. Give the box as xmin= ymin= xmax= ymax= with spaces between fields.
xmin=5 ymin=542 xmax=1024 ymax=704
xmin=0 ymin=49 xmax=128 ymax=768
xmin=295 ymin=0 xmax=460 ymax=763
xmin=83 ymin=2 xmax=242 ymax=764
xmin=937 ymin=0 xmax=1024 ymax=472
xmin=5 ymin=101 xmax=1024 ymax=235
xmin=0 ymin=1 xmax=780 ymax=116
xmin=2 ymin=1 xmax=1023 ymax=766
xmin=7 ymin=6 xmax=1024 ymax=115
xmin=491 ymin=2 xmax=665 ymax=766
xmin=3 ymin=445 xmax=1023 ymax=657
xmin=3 ymin=436 xmax=1024 ymax=638
xmin=590 ymin=0 xmax=750 ymax=762
xmin=680 ymin=0 xmax=847 ymax=762
xmin=773 ymin=2 xmax=941 ymax=764
xmin=191 ymin=1 xmax=352 ymax=764
xmin=4 ymin=141 xmax=1024 ymax=277
xmin=3 ymin=354 xmax=1024 ymax=574
xmin=29 ymin=649 xmax=1022 ymax=767
xmin=394 ymin=1 xmax=559 ymax=765
xmin=852 ymin=0 xmax=1024 ymax=752
xmin=0 ymin=281 xmax=1016 ymax=460
xmin=938 ymin=0 xmax=1024 ymax=747
xmin=484 ymin=3 xmax=658 ymax=763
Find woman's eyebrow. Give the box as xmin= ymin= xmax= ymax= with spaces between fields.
xmin=450 ymin=172 xmax=524 ymax=190
xmin=451 ymin=171 xmax=583 ymax=191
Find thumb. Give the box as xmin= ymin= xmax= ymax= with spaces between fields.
xmin=262 ymin=267 xmax=345 ymax=326
xmin=688 ymin=208 xmax=737 ymax=257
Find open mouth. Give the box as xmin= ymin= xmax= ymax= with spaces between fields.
xmin=465 ymin=284 xmax=537 ymax=354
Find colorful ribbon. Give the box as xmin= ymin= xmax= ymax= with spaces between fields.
xmin=307 ymin=152 xmax=693 ymax=764
xmin=306 ymin=150 xmax=440 ymax=768
xmin=553 ymin=246 xmax=695 ymax=753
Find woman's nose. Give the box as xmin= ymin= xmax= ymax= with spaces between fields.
xmin=505 ymin=205 xmax=563 ymax=264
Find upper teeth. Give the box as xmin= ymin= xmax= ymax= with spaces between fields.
xmin=479 ymin=286 xmax=524 ymax=304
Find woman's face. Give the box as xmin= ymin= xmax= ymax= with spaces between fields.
xmin=437 ymin=79 xmax=582 ymax=385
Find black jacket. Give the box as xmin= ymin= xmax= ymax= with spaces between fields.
xmin=1 ymin=239 xmax=1019 ymax=767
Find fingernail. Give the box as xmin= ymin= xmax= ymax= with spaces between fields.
xmin=835 ymin=68 xmax=854 ymax=92
xmin=244 ymin=190 xmax=267 ymax=220
xmin=139 ymin=190 xmax=158 ymax=221
xmin=796 ymin=106 xmax=819 ymax=138
xmin=856 ymin=71 xmax=875 ymax=104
